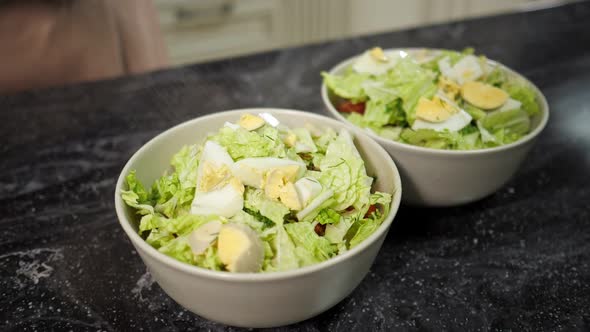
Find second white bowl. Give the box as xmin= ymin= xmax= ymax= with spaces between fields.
xmin=322 ymin=48 xmax=549 ymax=206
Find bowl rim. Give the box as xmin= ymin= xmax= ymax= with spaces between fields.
xmin=321 ymin=47 xmax=550 ymax=156
xmin=114 ymin=108 xmax=402 ymax=282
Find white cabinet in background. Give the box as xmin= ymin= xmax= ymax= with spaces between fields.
xmin=156 ymin=0 xmax=548 ymax=64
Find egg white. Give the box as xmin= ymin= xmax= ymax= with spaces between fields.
xmin=438 ymin=55 xmax=483 ymax=85
xmin=353 ymin=50 xmax=399 ymax=76
xmin=191 ymin=141 xmax=243 ymax=218
xmin=412 ymin=109 xmax=473 ymax=132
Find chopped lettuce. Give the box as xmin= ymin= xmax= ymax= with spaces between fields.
xmin=385 ymin=58 xmax=438 ymax=125
xmin=284 ymin=222 xmax=337 ymax=261
xmin=400 ymin=128 xmax=459 ymax=150
xmin=323 ymin=47 xmax=541 ymax=150
xmin=121 ymin=116 xmax=393 ymax=273
xmin=210 ymin=126 xmax=286 ymax=160
xmin=265 ymin=225 xmax=300 ymax=272
xmin=244 ymin=188 xmax=289 ymax=226
xmin=321 ymin=71 xmax=370 ymax=101
xmin=502 ymin=79 xmax=540 ymax=116
xmin=316 ymin=208 xmax=340 ymax=225
xmin=319 ymin=130 xmax=373 ymax=210
xmin=480 ymin=108 xmax=531 ymax=144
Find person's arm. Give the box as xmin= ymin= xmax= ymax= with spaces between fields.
xmin=0 ymin=0 xmax=168 ymax=94
xmin=110 ymin=0 xmax=169 ymax=74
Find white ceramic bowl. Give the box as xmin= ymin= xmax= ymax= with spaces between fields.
xmin=114 ymin=109 xmax=402 ymax=328
xmin=322 ymin=48 xmax=549 ymax=206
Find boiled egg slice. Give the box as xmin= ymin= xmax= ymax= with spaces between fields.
xmin=217 ymin=223 xmax=264 ymax=273
xmin=353 ymin=47 xmax=399 ymax=76
xmin=191 ymin=141 xmax=244 ymax=218
xmin=412 ymin=95 xmax=472 ymax=132
xmin=258 ymin=112 xmax=280 ymax=127
xmin=496 ymin=98 xmax=522 ymax=112
xmin=264 ymin=166 xmax=304 ymax=210
xmin=294 ymin=177 xmax=323 ymax=207
xmin=232 ymin=158 xmax=306 ymax=189
xmin=461 ymin=81 xmax=508 ymax=110
xmin=191 ymin=180 xmax=244 ymax=218
xmin=438 ymin=55 xmax=483 ymax=85
xmin=187 ymin=220 xmax=223 ymax=255
xmin=279 ymin=182 xmax=302 ymax=211
xmin=239 ymin=113 xmax=266 ymax=131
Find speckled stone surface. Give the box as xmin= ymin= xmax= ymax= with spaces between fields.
xmin=1 ymin=2 xmax=590 ymax=331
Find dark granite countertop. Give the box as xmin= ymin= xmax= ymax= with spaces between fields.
xmin=1 ymin=2 xmax=590 ymax=331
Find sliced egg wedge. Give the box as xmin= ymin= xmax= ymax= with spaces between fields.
xmin=264 ymin=166 xmax=303 ymax=210
xmin=282 ymin=132 xmax=297 ymax=147
xmin=217 ymin=224 xmax=264 ymax=273
xmin=461 ymin=81 xmax=509 ymax=110
xmin=258 ymin=112 xmax=280 ymax=127
xmin=496 ymin=98 xmax=522 ymax=112
xmin=192 ymin=141 xmax=244 ymax=218
xmin=294 ymin=177 xmax=323 ymax=207
xmin=279 ymin=182 xmax=302 ymax=211
xmin=187 ymin=220 xmax=223 ymax=255
xmin=453 ymin=55 xmax=484 ymax=85
xmin=191 ymin=179 xmax=244 ymax=218
xmin=415 ymin=97 xmax=457 ymax=123
xmin=412 ymin=110 xmax=472 ymax=132
xmin=232 ymin=158 xmax=306 ymax=189
xmin=438 ymin=76 xmax=461 ymax=100
xmin=438 ymin=55 xmax=483 ymax=85
xmin=238 ymin=113 xmax=266 ymax=131
xmin=412 ymin=94 xmax=472 ymax=132
xmin=353 ymin=47 xmax=399 ymax=76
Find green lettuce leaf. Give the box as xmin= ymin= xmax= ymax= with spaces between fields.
xmin=483 ymin=66 xmax=508 ymax=87
xmin=244 ymin=188 xmax=289 ymax=225
xmin=400 ymin=129 xmax=460 ymax=150
xmin=265 ymin=225 xmax=300 ymax=272
xmin=230 ymin=210 xmax=269 ymax=232
xmin=481 ymin=109 xmax=531 ymax=139
xmin=347 ymin=112 xmax=366 ymax=128
xmin=363 ymin=100 xmax=391 ymax=127
xmin=121 ymin=171 xmax=155 ymax=215
xmin=362 ymin=81 xmax=398 ymax=104
xmin=284 ymin=222 xmax=336 ymax=261
xmin=322 ymin=71 xmax=370 ymax=101
xmin=157 ymin=236 xmax=195 ymax=264
xmin=313 ymin=127 xmax=338 ymax=154
xmin=146 ymin=144 xmax=201 ymax=218
xmin=349 ymin=217 xmax=381 ymax=248
xmin=292 ymin=127 xmax=318 ymax=153
xmin=319 ymin=130 xmax=373 ymax=210
xmin=384 ymin=58 xmax=437 ymax=124
xmin=377 ymin=126 xmax=403 ymax=141
xmin=316 ymin=208 xmax=340 ymax=225
xmin=502 ymin=79 xmax=540 ymax=116
xmin=141 ymin=214 xmax=224 ymax=266
xmin=210 ymin=126 xmax=286 ymax=160
xmin=194 ymin=246 xmax=224 ymax=270
xmin=463 ymin=103 xmax=487 ymax=121
xmin=325 ymin=214 xmax=355 ymax=244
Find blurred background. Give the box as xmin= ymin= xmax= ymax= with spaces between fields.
xmin=157 ymin=0 xmax=578 ymax=65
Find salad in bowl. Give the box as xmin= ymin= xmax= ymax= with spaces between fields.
xmin=121 ymin=113 xmax=393 ymax=273
xmin=322 ymin=47 xmax=542 ymax=150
